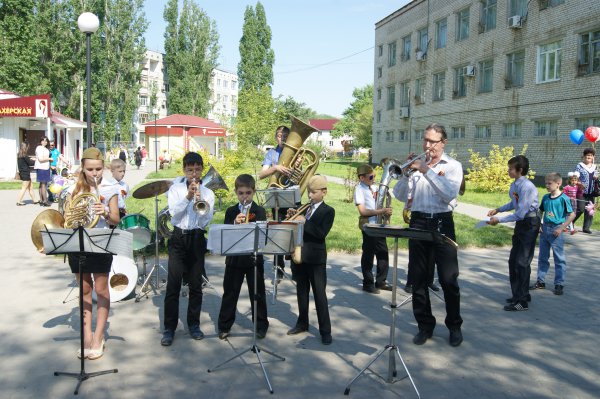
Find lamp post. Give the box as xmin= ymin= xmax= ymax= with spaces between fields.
xmin=152 ymin=108 xmax=159 ymax=173
xmin=77 ymin=12 xmax=99 ymax=149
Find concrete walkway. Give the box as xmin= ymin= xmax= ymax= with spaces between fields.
xmin=0 ymin=164 xmax=598 ymax=398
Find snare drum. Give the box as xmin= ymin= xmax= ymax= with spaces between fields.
xmin=118 ymin=214 xmax=151 ymax=250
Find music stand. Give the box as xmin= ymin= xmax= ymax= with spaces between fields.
xmin=258 ymin=187 xmax=300 ymax=303
xmin=344 ymin=225 xmax=452 ymax=398
xmin=207 ymin=222 xmax=297 ymax=393
xmin=41 ymin=226 xmax=128 ymax=395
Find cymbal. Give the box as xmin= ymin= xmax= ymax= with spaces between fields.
xmin=133 ymin=180 xmax=172 ymax=199
xmin=31 ymin=209 xmax=65 ymax=252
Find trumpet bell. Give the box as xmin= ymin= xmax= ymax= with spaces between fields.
xmin=31 ymin=209 xmax=65 ymax=252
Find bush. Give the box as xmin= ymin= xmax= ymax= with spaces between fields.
xmin=466 ymin=144 xmax=534 ymax=192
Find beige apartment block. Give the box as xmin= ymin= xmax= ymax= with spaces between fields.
xmin=373 ymin=0 xmax=600 ymax=178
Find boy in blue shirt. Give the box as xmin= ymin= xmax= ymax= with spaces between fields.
xmin=531 ymin=173 xmax=576 ymax=296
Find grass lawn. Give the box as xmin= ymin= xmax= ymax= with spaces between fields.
xmin=0 ymin=181 xmax=25 ymax=190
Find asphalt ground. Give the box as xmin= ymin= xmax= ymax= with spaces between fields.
xmin=1 ymin=162 xmax=598 ymax=398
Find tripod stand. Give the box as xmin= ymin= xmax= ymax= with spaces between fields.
xmin=207 ymin=223 xmax=296 ymax=393
xmin=42 ymin=226 xmax=123 ymax=395
xmin=343 ymin=225 xmax=444 ymax=398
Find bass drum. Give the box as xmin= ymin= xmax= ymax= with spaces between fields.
xmin=118 ymin=214 xmax=152 ymax=250
xmin=92 ymin=255 xmax=138 ymax=303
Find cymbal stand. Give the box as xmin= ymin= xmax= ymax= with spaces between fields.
xmin=208 ymin=224 xmax=285 ymax=393
xmin=62 ymin=279 xmax=79 ymax=304
xmin=136 ymin=192 xmax=166 ymax=302
xmin=344 ymin=237 xmax=420 ymax=397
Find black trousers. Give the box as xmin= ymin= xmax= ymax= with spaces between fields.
xmin=291 ymin=262 xmax=331 ymax=336
xmin=163 ymin=229 xmax=206 ymax=331
xmin=509 ymin=216 xmax=540 ymax=303
xmin=360 ymin=231 xmax=389 ymax=287
xmin=218 ymin=263 xmax=269 ymax=333
xmin=409 ymin=215 xmax=462 ymax=332
xmin=575 ymin=194 xmax=595 ymax=231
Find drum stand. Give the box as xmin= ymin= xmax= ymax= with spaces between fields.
xmin=135 ymin=192 xmax=167 ymax=302
xmin=344 ymin=235 xmax=420 ymax=398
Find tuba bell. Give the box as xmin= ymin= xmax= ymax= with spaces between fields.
xmin=268 ymin=116 xmax=320 ymax=195
xmin=375 ymin=158 xmax=403 ymax=225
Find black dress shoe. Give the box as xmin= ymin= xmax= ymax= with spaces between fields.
xmin=321 ymin=334 xmax=332 ymax=345
xmin=287 ymin=325 xmax=308 ymax=335
xmin=362 ymin=285 xmax=380 ymax=294
xmin=161 ymin=329 xmax=174 ymax=346
xmin=376 ymin=283 xmax=393 ymax=291
xmin=449 ymin=329 xmax=463 ymax=347
xmin=256 ymin=329 xmax=267 ymax=339
xmin=428 ymin=283 xmax=440 ymax=292
xmin=413 ymin=330 xmax=433 ymax=345
xmin=404 ymin=284 xmax=413 ymax=294
xmin=218 ymin=330 xmax=230 ymax=340
xmin=189 ymin=326 xmax=204 ymax=340
xmin=503 ymin=301 xmax=528 ymax=311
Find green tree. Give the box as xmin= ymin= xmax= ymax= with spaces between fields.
xmin=273 ymin=95 xmax=317 ymax=125
xmin=467 ymin=144 xmax=534 ymax=192
xmin=234 ymin=86 xmax=277 ymax=147
xmin=0 ymin=0 xmax=44 ymax=95
xmin=332 ymin=85 xmax=373 ymax=148
xmin=237 ymin=1 xmax=274 ymax=92
xmin=163 ymin=0 xmax=219 ymax=116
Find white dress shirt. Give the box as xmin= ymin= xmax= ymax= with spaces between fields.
xmin=393 ymin=152 xmax=462 ymax=213
xmin=168 ymin=177 xmax=215 ymax=230
xmin=354 ymin=181 xmax=377 ymax=223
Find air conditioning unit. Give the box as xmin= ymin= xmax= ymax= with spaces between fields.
xmin=416 ymin=50 xmax=426 ymax=61
xmin=465 ymin=65 xmax=476 ymax=76
xmin=509 ymin=15 xmax=523 ymax=28
xmin=399 ymin=107 xmax=409 ymax=118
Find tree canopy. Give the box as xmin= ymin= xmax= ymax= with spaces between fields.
xmin=332 ymin=85 xmax=373 ymax=149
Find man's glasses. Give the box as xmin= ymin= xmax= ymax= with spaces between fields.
xmin=423 ymin=138 xmax=443 ymax=145
xmin=236 ymin=191 xmax=253 ymax=195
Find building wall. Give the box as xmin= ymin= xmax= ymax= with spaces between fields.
xmin=136 ymin=50 xmax=168 ymax=146
xmin=307 ymin=130 xmax=354 ymax=153
xmin=208 ymin=69 xmax=238 ymax=126
xmin=373 ymin=0 xmax=600 ymax=177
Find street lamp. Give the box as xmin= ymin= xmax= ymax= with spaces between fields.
xmin=152 ymin=108 xmax=159 ymax=173
xmin=77 ymin=12 xmax=100 ymax=149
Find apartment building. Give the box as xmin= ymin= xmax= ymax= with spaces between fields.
xmin=208 ymin=68 xmax=238 ymax=126
xmin=136 ymin=50 xmax=168 ymax=147
xmin=373 ymin=0 xmax=600 ymax=177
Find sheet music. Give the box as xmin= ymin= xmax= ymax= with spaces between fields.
xmin=475 ymin=217 xmax=491 ymax=229
xmin=41 ymin=228 xmax=133 ymax=258
xmin=259 ymin=187 xmax=300 ymax=208
xmin=207 ymin=222 xmax=297 ymax=255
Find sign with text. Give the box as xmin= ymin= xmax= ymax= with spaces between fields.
xmin=0 ymin=94 xmax=51 ymax=118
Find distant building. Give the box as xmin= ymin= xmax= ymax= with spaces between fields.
xmin=372 ymin=0 xmax=600 ymax=177
xmin=208 ymin=68 xmax=238 ymax=127
xmin=136 ymin=50 xmax=168 ymax=148
xmin=307 ymin=119 xmax=355 ymax=154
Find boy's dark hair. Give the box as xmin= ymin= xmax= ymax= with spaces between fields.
xmin=275 ymin=125 xmax=290 ymax=137
xmin=424 ymin=123 xmax=447 ymax=140
xmin=546 ymin=172 xmax=562 ymax=184
xmin=583 ymin=147 xmax=596 ymax=157
xmin=235 ymin=174 xmax=256 ymax=190
xmin=182 ymin=152 xmax=203 ymax=167
xmin=508 ymin=155 xmax=529 ymax=176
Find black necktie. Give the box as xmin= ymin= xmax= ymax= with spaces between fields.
xmin=305 ymin=205 xmax=313 ymax=220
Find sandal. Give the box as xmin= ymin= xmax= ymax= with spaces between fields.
xmin=88 ymin=338 xmax=105 ymax=360
xmin=16 ymin=202 xmax=25 ymax=206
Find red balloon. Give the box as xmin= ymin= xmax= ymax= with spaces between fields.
xmin=585 ymin=126 xmax=600 ymax=143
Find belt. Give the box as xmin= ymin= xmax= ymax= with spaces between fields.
xmin=525 ymin=211 xmax=539 ymax=218
xmin=411 ymin=211 xmax=453 ymax=219
xmin=173 ymin=226 xmax=206 ymax=235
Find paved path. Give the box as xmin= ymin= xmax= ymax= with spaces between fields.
xmin=0 ymin=165 xmax=598 ymax=398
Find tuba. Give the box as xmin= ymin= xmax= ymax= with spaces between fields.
xmin=268 ymin=116 xmax=320 ymax=195
xmin=375 ymin=158 xmax=403 ymax=225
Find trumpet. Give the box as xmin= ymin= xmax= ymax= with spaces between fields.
xmin=192 ymin=178 xmax=210 ymax=216
xmin=241 ymin=200 xmax=251 ymax=223
xmin=399 ymin=151 xmax=430 ymax=178
xmin=285 ymin=202 xmax=312 ymax=221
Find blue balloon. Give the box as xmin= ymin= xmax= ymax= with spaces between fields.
xmin=569 ymin=129 xmax=584 ymax=145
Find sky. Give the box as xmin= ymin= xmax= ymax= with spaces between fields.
xmin=143 ymin=0 xmax=412 ymax=118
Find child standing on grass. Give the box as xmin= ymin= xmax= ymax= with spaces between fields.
xmin=530 ymin=173 xmax=575 ymax=296
xmin=563 ymin=172 xmax=584 ymax=233
xmin=487 ymin=155 xmax=540 ymax=311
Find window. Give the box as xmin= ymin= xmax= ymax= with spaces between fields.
xmin=138 ymin=112 xmax=149 ymax=124
xmin=217 ymin=94 xmax=221 ymax=102
xmin=223 ymin=80 xmax=228 ymax=88
xmin=400 ymin=82 xmax=410 ymax=106
xmin=376 ymin=111 xmax=381 ymax=123
xmin=480 ymin=0 xmax=497 ymax=33
xmin=386 ymin=131 xmax=394 ymax=142
xmin=386 ymin=85 xmax=396 ymax=110
xmin=456 ymin=8 xmax=470 ymax=41
xmin=378 ymin=45 xmax=383 ymax=57
xmin=537 ymin=41 xmax=561 ymax=83
xmin=434 ymin=18 xmax=447 ymax=49
xmin=377 ymin=88 xmax=382 ymax=100
xmin=415 ymin=78 xmax=425 ymax=104
xmin=534 ymin=120 xmax=558 ymax=137
xmin=503 ymin=123 xmax=522 ymax=138
xmin=506 ymin=50 xmax=525 ymax=87
xmin=376 ymin=131 xmax=381 ymax=143
xmin=475 ymin=125 xmax=492 ymax=139
xmin=139 ymin=96 xmax=148 ymax=106
xmin=433 ymin=72 xmax=445 ymax=101
xmin=478 ymin=60 xmax=494 ymax=93
xmin=451 ymin=127 xmax=465 ymax=139
xmin=509 ymin=0 xmax=527 ymax=17
xmin=377 ymin=67 xmax=383 ymax=78
xmin=399 ymin=131 xmax=407 ymax=141
xmin=414 ymin=130 xmax=424 ymax=141
xmin=388 ymin=42 xmax=397 ymax=67
xmin=453 ymin=66 xmax=467 ymax=97
xmin=232 ymin=81 xmax=237 ymax=90
xmin=418 ymin=27 xmax=429 ymax=54
xmin=575 ymin=117 xmax=600 ymax=132
xmin=579 ymin=30 xmax=600 ymax=75
xmin=329 ymin=141 xmax=334 ymax=147
xmin=402 ymin=35 xmax=411 ymax=61
xmin=539 ymin=0 xmax=563 ymax=10
xmin=217 ymin=79 xmax=221 ymax=87
xmin=223 ymin=95 xmax=228 ymax=104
